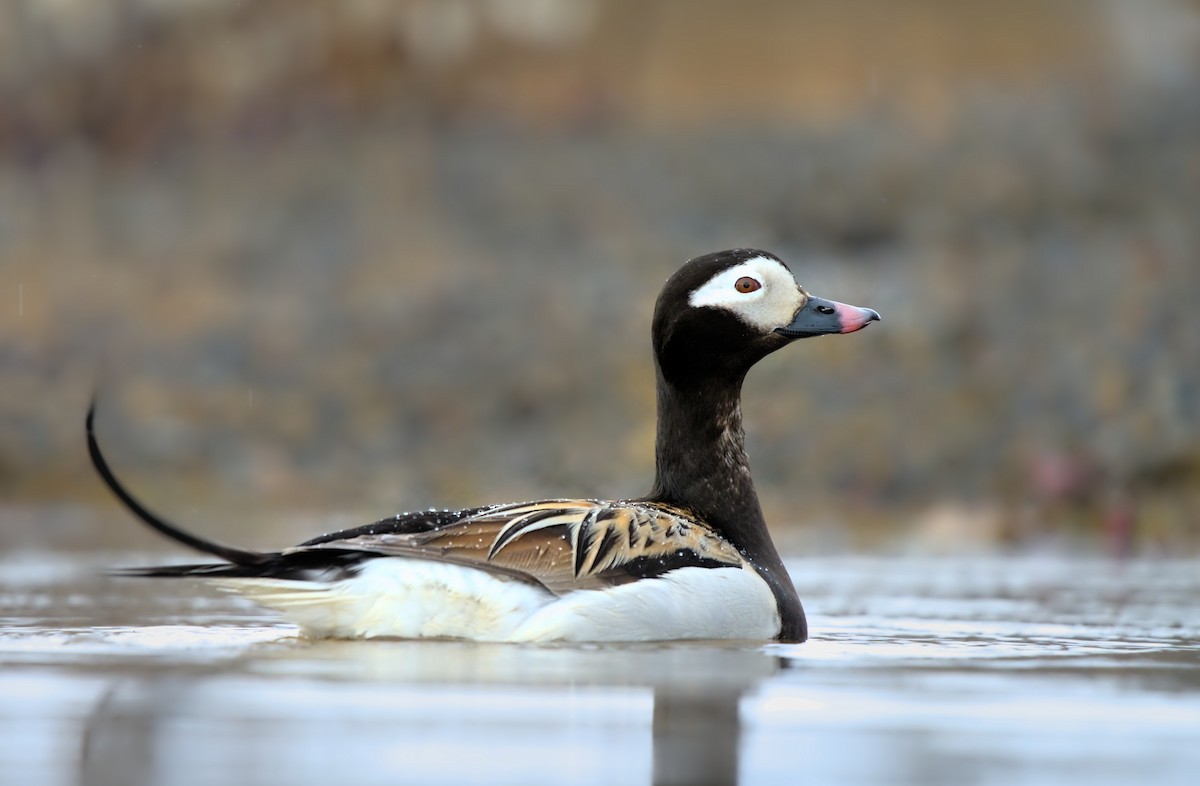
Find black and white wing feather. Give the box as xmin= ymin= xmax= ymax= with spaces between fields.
xmin=295 ymin=499 xmax=747 ymax=594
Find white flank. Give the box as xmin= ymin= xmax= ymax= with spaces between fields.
xmin=214 ymin=560 xmax=780 ymax=642
xmin=687 ymin=256 xmax=805 ymax=332
xmin=511 ymin=564 xmax=780 ymax=642
xmin=215 ymin=560 xmax=554 ymax=641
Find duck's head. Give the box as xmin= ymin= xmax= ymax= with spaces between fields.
xmin=652 ymin=249 xmax=880 ymax=383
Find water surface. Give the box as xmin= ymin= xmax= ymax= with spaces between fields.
xmin=2 ymin=554 xmax=1197 ymax=786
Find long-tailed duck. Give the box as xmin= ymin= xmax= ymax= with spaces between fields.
xmin=89 ymin=249 xmax=879 ymax=642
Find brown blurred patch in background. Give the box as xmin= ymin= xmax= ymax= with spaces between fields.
xmin=2 ymin=0 xmax=1198 ymax=554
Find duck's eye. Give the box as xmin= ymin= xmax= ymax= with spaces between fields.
xmin=735 ymin=277 xmax=761 ymax=294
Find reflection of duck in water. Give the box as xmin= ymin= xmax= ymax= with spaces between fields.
xmin=79 ymin=641 xmax=783 ymax=786
xmin=90 ymin=249 xmax=878 ymax=643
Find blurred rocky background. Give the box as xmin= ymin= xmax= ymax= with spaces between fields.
xmin=1 ymin=0 xmax=1198 ymax=555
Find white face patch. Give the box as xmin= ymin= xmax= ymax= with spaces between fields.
xmin=687 ymin=256 xmax=807 ymax=332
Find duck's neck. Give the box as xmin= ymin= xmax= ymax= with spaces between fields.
xmin=646 ymin=368 xmax=807 ymax=642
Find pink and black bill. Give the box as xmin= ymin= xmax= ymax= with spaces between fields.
xmin=775 ymin=296 xmax=881 ymax=339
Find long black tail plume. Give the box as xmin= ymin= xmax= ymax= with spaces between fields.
xmin=87 ymin=398 xmax=270 ymax=568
